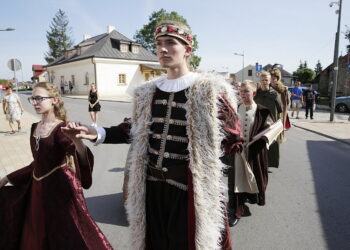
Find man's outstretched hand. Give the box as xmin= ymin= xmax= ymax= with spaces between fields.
xmin=61 ymin=122 xmax=98 ymax=141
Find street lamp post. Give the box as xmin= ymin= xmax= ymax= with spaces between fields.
xmin=329 ymin=0 xmax=342 ymax=121
xmin=0 ymin=28 xmax=15 ymax=31
xmin=234 ymin=52 xmax=244 ymax=82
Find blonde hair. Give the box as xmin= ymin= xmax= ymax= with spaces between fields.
xmin=33 ymin=82 xmax=67 ymax=122
xmin=241 ymin=80 xmax=257 ymax=91
xmin=259 ymin=70 xmax=271 ymax=78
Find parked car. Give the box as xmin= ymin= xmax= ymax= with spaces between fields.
xmin=334 ymin=96 xmax=350 ymax=113
xmin=288 ymin=86 xmax=320 ymax=104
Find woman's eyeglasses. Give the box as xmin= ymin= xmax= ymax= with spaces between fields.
xmin=28 ymin=96 xmax=53 ymax=104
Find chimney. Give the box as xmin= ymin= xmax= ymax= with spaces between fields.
xmin=83 ymin=34 xmax=91 ymax=41
xmin=107 ymin=25 xmax=115 ymax=33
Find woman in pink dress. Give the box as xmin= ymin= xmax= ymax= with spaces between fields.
xmin=0 ymin=82 xmax=112 ymax=250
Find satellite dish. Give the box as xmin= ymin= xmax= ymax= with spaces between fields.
xmin=7 ymin=59 xmax=22 ymax=72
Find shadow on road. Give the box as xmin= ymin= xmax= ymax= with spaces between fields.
xmin=86 ymin=192 xmax=129 ymax=227
xmin=307 ymin=140 xmax=350 ymax=250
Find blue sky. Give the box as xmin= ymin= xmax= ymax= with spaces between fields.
xmin=1 ymin=0 xmax=349 ymax=81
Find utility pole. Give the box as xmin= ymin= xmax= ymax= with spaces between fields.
xmin=234 ymin=52 xmax=244 ymax=82
xmin=329 ymin=0 xmax=343 ymax=121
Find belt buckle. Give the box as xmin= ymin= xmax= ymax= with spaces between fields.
xmin=149 ymin=165 xmax=166 ymax=180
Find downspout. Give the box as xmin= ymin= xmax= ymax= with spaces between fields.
xmin=92 ymin=57 xmax=97 ymax=88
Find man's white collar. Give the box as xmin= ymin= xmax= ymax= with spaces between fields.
xmin=156 ymin=72 xmax=197 ymax=92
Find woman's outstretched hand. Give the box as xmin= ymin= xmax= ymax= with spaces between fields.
xmin=61 ymin=122 xmax=98 ymax=141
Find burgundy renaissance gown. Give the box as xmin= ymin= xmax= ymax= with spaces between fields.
xmin=0 ymin=122 xmax=112 ymax=250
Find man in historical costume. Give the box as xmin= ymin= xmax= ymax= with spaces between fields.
xmin=270 ymin=67 xmax=291 ymax=143
xmin=71 ymin=19 xmax=242 ymax=249
xmin=227 ymin=80 xmax=273 ymax=226
xmin=254 ymin=71 xmax=282 ymax=168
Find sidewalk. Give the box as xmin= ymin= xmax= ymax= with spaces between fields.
xmin=290 ymin=108 xmax=350 ymax=145
xmin=0 ymin=109 xmax=39 ymax=178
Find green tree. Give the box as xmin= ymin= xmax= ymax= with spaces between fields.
xmin=298 ymin=60 xmax=304 ymax=69
xmin=303 ymin=61 xmax=308 ymax=68
xmin=314 ymin=60 xmax=323 ymax=75
xmin=134 ymin=9 xmax=201 ymax=69
xmin=45 ymin=9 xmax=74 ymax=63
xmin=345 ymin=27 xmax=350 ymax=54
xmin=293 ymin=67 xmax=315 ymax=84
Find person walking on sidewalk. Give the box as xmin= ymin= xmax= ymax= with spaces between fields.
xmin=290 ymin=81 xmax=303 ymax=119
xmin=88 ymin=83 xmax=101 ymax=127
xmin=0 ymin=82 xmax=112 ymax=250
xmin=60 ymin=81 xmax=65 ymax=95
xmin=68 ymin=81 xmax=74 ymax=94
xmin=303 ymin=84 xmax=316 ymax=120
xmin=64 ymin=19 xmax=243 ymax=250
xmin=2 ymin=85 xmax=24 ymax=133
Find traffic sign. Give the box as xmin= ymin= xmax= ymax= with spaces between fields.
xmin=255 ymin=64 xmax=262 ymax=72
xmin=7 ymin=58 xmax=22 ymax=72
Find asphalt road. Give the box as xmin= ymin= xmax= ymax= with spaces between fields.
xmin=20 ymin=93 xmax=350 ymax=250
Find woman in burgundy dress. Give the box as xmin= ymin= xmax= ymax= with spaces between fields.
xmin=0 ymin=83 xmax=112 ymax=250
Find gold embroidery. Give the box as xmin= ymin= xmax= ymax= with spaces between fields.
xmin=147 ymin=175 xmax=188 ymax=191
xmin=33 ymin=155 xmax=76 ymax=181
xmin=154 ymin=99 xmax=186 ymax=109
xmin=152 ymin=133 xmax=189 ymax=143
xmin=149 ymin=148 xmax=188 ymax=160
xmin=153 ymin=117 xmax=187 ymax=126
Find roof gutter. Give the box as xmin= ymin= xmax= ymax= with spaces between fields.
xmin=92 ymin=57 xmax=97 ymax=87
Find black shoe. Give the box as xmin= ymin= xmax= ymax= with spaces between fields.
xmin=229 ymin=216 xmax=240 ymax=227
xmin=243 ymin=204 xmax=252 ymax=216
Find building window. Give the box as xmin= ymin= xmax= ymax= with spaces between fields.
xmin=120 ymin=43 xmax=129 ymax=53
xmin=71 ymin=75 xmax=75 ymax=85
xmin=132 ymin=45 xmax=140 ymax=54
xmin=248 ymin=69 xmax=253 ymax=76
xmin=144 ymin=73 xmax=150 ymax=81
xmin=119 ymin=74 xmax=126 ymax=85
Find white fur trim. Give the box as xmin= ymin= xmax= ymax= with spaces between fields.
xmin=125 ymin=73 xmax=238 ymax=250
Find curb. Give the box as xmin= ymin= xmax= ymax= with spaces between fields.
xmin=292 ymin=123 xmax=350 ymax=146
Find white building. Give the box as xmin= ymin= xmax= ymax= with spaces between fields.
xmin=46 ymin=26 xmax=165 ymax=98
xmin=263 ymin=64 xmax=293 ymax=86
xmin=233 ymin=64 xmax=260 ymax=83
xmin=233 ymin=64 xmax=293 ymax=86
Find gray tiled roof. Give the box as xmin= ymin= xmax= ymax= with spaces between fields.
xmin=141 ymin=64 xmax=165 ymax=70
xmin=47 ymin=30 xmax=158 ymax=67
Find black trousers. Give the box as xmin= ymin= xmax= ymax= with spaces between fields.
xmin=305 ymin=102 xmax=313 ymax=119
xmin=146 ymin=181 xmax=188 ymax=250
